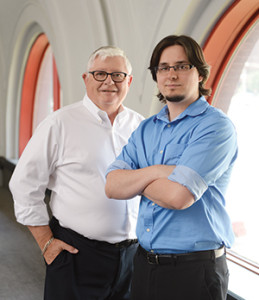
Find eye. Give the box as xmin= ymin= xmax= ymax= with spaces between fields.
xmin=95 ymin=71 xmax=106 ymax=76
xmin=180 ymin=64 xmax=190 ymax=70
xmin=158 ymin=66 xmax=170 ymax=72
xmin=113 ymin=73 xmax=123 ymax=78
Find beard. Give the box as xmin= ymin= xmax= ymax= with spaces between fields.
xmin=165 ymin=95 xmax=185 ymax=103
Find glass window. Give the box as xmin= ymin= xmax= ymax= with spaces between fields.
xmin=213 ymin=21 xmax=259 ymax=267
xmin=33 ymin=46 xmax=54 ymax=132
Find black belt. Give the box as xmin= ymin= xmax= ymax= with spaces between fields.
xmin=114 ymin=239 xmax=138 ymax=248
xmin=50 ymin=217 xmax=138 ymax=249
xmin=139 ymin=245 xmax=225 ymax=265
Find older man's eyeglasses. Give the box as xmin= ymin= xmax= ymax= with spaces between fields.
xmin=89 ymin=71 xmax=128 ymax=82
xmin=155 ymin=64 xmax=195 ymax=74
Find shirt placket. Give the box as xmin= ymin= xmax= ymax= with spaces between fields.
xmin=143 ymin=122 xmax=173 ymax=250
xmin=143 ymin=201 xmax=155 ymax=250
xmin=158 ymin=123 xmax=173 ymax=164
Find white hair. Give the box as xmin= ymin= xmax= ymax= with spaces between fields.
xmin=86 ymin=46 xmax=132 ymax=74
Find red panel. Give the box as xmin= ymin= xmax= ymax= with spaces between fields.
xmin=19 ymin=34 xmax=49 ymax=156
xmin=203 ymin=0 xmax=259 ymax=104
xmin=53 ymin=56 xmax=60 ymax=111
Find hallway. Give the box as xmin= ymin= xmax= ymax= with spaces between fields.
xmin=0 ymin=186 xmax=45 ymax=300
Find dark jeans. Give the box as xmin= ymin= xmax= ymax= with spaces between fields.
xmin=44 ymin=217 xmax=138 ymax=300
xmin=130 ymin=246 xmax=229 ymax=300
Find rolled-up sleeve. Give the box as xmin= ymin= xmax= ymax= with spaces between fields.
xmin=168 ymin=114 xmax=237 ymax=200
xmin=177 ymin=115 xmax=237 ymax=186
xmin=106 ymin=160 xmax=132 ymax=176
xmin=168 ymin=165 xmax=207 ymax=201
xmin=9 ymin=117 xmax=59 ymax=226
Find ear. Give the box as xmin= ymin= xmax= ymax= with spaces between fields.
xmin=82 ymin=73 xmax=87 ymax=79
xmin=198 ymin=75 xmax=203 ymax=82
xmin=127 ymin=75 xmax=133 ymax=87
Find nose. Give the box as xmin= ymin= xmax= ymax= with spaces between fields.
xmin=168 ymin=68 xmax=178 ymax=78
xmin=103 ymin=74 xmax=115 ymax=84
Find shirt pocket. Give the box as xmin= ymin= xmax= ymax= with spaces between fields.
xmin=163 ymin=144 xmax=186 ymax=165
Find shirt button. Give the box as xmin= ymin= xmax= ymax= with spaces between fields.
xmin=160 ymin=150 xmax=163 ymax=154
xmin=152 ymin=203 xmax=155 ymax=206
xmin=146 ymin=228 xmax=150 ymax=232
xmin=167 ymin=124 xmax=171 ymax=128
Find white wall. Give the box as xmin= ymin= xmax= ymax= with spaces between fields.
xmin=0 ymin=0 xmax=234 ymax=158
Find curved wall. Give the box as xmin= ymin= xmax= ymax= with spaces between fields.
xmin=0 ymin=0 xmax=234 ymax=158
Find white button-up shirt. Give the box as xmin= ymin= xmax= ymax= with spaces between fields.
xmin=9 ymin=94 xmax=144 ymax=243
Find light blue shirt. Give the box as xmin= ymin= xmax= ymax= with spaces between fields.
xmin=107 ymin=97 xmax=238 ymax=254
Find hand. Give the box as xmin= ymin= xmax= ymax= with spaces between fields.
xmin=43 ymin=238 xmax=79 ymax=265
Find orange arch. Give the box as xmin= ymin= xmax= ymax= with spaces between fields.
xmin=19 ymin=34 xmax=60 ymax=156
xmin=203 ymin=0 xmax=259 ymax=104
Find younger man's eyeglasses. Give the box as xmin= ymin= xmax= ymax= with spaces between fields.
xmin=155 ymin=64 xmax=195 ymax=74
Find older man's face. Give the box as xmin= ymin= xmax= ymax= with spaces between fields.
xmin=83 ymin=56 xmax=132 ymax=114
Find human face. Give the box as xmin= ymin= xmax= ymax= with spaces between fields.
xmin=83 ymin=56 xmax=132 ymax=113
xmin=156 ymin=45 xmax=202 ymax=105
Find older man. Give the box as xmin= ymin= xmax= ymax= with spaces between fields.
xmin=9 ymin=46 xmax=144 ymax=300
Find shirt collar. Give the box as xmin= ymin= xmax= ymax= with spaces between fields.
xmin=154 ymin=96 xmax=209 ymax=123
xmin=82 ymin=93 xmax=126 ymax=123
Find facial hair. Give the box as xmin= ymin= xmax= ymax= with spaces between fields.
xmin=165 ymin=95 xmax=185 ymax=103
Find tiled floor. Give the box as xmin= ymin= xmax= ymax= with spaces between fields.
xmin=0 ymin=187 xmax=45 ymax=300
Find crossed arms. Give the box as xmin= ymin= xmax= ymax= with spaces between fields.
xmin=105 ymin=165 xmax=195 ymax=210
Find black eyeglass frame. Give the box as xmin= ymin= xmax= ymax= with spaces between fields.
xmin=154 ymin=64 xmax=195 ymax=73
xmin=89 ymin=71 xmax=128 ymax=82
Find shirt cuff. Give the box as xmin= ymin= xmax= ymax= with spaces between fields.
xmin=168 ymin=165 xmax=208 ymax=201
xmin=14 ymin=201 xmax=50 ymax=226
xmin=105 ymin=160 xmax=132 ymax=177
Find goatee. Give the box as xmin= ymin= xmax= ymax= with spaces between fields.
xmin=165 ymin=95 xmax=185 ymax=103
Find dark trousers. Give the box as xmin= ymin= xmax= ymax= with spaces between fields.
xmin=130 ymin=246 xmax=229 ymax=300
xmin=44 ymin=217 xmax=138 ymax=300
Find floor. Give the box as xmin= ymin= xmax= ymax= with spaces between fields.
xmin=0 ymin=186 xmax=45 ymax=300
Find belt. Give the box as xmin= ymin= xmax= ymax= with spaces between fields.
xmin=139 ymin=245 xmax=225 ymax=265
xmin=114 ymin=239 xmax=138 ymax=248
xmin=50 ymin=216 xmax=138 ymax=249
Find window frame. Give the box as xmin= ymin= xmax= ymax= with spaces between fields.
xmin=203 ymin=0 xmax=259 ymax=277
xmin=203 ymin=0 xmax=259 ymax=105
xmin=19 ymin=33 xmax=60 ymax=156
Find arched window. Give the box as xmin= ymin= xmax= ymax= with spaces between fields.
xmin=203 ymin=1 xmax=259 ymax=298
xmin=224 ymin=20 xmax=259 ymax=267
xmin=19 ymin=34 xmax=61 ymax=156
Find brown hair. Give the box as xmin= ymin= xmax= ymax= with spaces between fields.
xmin=149 ymin=35 xmax=211 ymax=102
